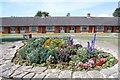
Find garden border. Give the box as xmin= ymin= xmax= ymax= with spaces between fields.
xmin=1 ymin=40 xmax=118 ymax=79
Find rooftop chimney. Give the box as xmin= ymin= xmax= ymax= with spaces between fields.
xmin=87 ymin=13 xmax=91 ymax=18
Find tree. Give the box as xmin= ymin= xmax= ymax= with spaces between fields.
xmin=113 ymin=7 xmax=120 ymax=17
xmin=35 ymin=11 xmax=49 ymax=17
xmin=66 ymin=13 xmax=70 ymax=17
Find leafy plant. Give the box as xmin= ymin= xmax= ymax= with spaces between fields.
xmin=16 ymin=36 xmax=117 ymax=71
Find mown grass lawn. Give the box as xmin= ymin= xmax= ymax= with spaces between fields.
xmin=0 ymin=38 xmax=24 ymax=42
xmin=0 ymin=33 xmax=119 ymax=43
xmin=0 ymin=33 xmax=119 ymax=37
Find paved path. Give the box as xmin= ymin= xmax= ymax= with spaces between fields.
xmin=0 ymin=40 xmax=119 ymax=80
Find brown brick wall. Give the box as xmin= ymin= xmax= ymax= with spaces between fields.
xmin=88 ymin=26 xmax=93 ymax=33
xmin=104 ymin=26 xmax=108 ymax=33
xmin=38 ymin=26 xmax=42 ymax=33
xmin=25 ymin=26 xmax=29 ymax=33
xmin=42 ymin=26 xmax=46 ymax=33
xmin=15 ymin=26 xmax=19 ymax=33
xmin=112 ymin=26 xmax=116 ymax=33
xmin=55 ymin=26 xmax=60 ymax=33
xmin=66 ymin=26 xmax=70 ymax=33
xmin=75 ymin=26 xmax=80 ymax=33
xmin=3 ymin=27 xmax=10 ymax=34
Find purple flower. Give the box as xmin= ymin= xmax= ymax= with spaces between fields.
xmin=60 ymin=49 xmax=65 ymax=55
xmin=72 ymin=44 xmax=76 ymax=49
xmin=93 ymin=34 xmax=96 ymax=42
xmin=68 ymin=37 xmax=73 ymax=43
xmin=91 ymin=40 xmax=94 ymax=50
xmin=87 ymin=34 xmax=96 ymax=52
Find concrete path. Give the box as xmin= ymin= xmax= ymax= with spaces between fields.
xmin=0 ymin=40 xmax=119 ymax=80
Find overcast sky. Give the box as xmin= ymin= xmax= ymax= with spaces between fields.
xmin=0 ymin=0 xmax=119 ymax=17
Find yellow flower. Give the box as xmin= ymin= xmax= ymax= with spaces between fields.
xmin=44 ymin=46 xmax=51 ymax=50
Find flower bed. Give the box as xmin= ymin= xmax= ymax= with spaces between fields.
xmin=13 ymin=34 xmax=118 ymax=71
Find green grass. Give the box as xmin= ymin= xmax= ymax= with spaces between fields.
xmin=0 ymin=33 xmax=119 ymax=37
xmin=0 ymin=34 xmax=23 ymax=36
xmin=75 ymin=37 xmax=118 ymax=45
xmin=1 ymin=38 xmax=24 ymax=42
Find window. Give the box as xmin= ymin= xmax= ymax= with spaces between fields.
xmin=95 ymin=26 xmax=104 ymax=31
xmin=116 ymin=27 xmax=120 ymax=30
xmin=60 ymin=27 xmax=65 ymax=30
xmin=20 ymin=27 xmax=25 ymax=31
xmin=10 ymin=27 xmax=15 ymax=31
xmin=107 ymin=27 xmax=112 ymax=30
xmin=29 ymin=27 xmax=38 ymax=32
xmin=70 ymin=26 xmax=74 ymax=30
xmin=80 ymin=26 xmax=89 ymax=31
xmin=46 ymin=26 xmax=55 ymax=31
xmin=0 ymin=26 xmax=3 ymax=32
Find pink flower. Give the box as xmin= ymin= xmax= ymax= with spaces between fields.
xmin=83 ymin=62 xmax=90 ymax=68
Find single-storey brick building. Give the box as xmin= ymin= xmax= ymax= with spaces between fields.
xmin=0 ymin=15 xmax=120 ymax=34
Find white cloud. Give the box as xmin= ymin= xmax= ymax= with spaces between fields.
xmin=97 ymin=13 xmax=112 ymax=17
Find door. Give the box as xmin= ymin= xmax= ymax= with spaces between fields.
xmin=10 ymin=27 xmax=16 ymax=34
xmin=20 ymin=27 xmax=25 ymax=34
xmin=70 ymin=26 xmax=75 ymax=33
xmin=107 ymin=27 xmax=112 ymax=33
xmin=60 ymin=27 xmax=65 ymax=33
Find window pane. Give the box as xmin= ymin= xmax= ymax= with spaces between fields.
xmin=116 ymin=27 xmax=120 ymax=30
xmin=80 ymin=26 xmax=88 ymax=31
xmin=107 ymin=27 xmax=112 ymax=30
xmin=60 ymin=27 xmax=64 ymax=30
xmin=20 ymin=27 xmax=25 ymax=31
xmin=10 ymin=27 xmax=15 ymax=31
xmin=0 ymin=26 xmax=3 ymax=32
xmin=46 ymin=26 xmax=55 ymax=31
xmin=29 ymin=27 xmax=38 ymax=32
xmin=95 ymin=26 xmax=104 ymax=31
xmin=70 ymin=27 xmax=74 ymax=30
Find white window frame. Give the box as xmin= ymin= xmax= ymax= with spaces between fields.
xmin=10 ymin=27 xmax=15 ymax=31
xmin=80 ymin=26 xmax=89 ymax=31
xmin=20 ymin=27 xmax=25 ymax=31
xmin=46 ymin=26 xmax=55 ymax=31
xmin=0 ymin=26 xmax=3 ymax=32
xmin=70 ymin=26 xmax=75 ymax=30
xmin=107 ymin=27 xmax=112 ymax=30
xmin=29 ymin=27 xmax=38 ymax=32
xmin=116 ymin=26 xmax=120 ymax=32
xmin=60 ymin=27 xmax=65 ymax=30
xmin=10 ymin=27 xmax=16 ymax=34
xmin=95 ymin=26 xmax=104 ymax=31
xmin=116 ymin=26 xmax=120 ymax=30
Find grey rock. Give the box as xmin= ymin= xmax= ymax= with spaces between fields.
xmin=22 ymin=73 xmax=35 ymax=80
xmin=88 ymin=70 xmax=104 ymax=78
xmin=72 ymin=71 xmax=91 ymax=78
xmin=2 ymin=68 xmax=14 ymax=78
xmin=32 ymin=73 xmax=46 ymax=80
xmin=100 ymin=65 xmax=118 ymax=78
xmin=45 ymin=69 xmax=61 ymax=78
xmin=59 ymin=70 xmax=72 ymax=78
xmin=2 ymin=63 xmax=14 ymax=70
xmin=11 ymin=70 xmax=23 ymax=78
xmin=30 ymin=67 xmax=47 ymax=74
xmin=16 ymin=66 xmax=32 ymax=72
xmin=11 ymin=64 xmax=21 ymax=71
xmin=43 ymin=69 xmax=53 ymax=75
xmin=13 ymin=71 xmax=28 ymax=78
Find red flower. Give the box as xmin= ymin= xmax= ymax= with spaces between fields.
xmin=96 ymin=58 xmax=105 ymax=66
xmin=92 ymin=58 xmax=96 ymax=62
